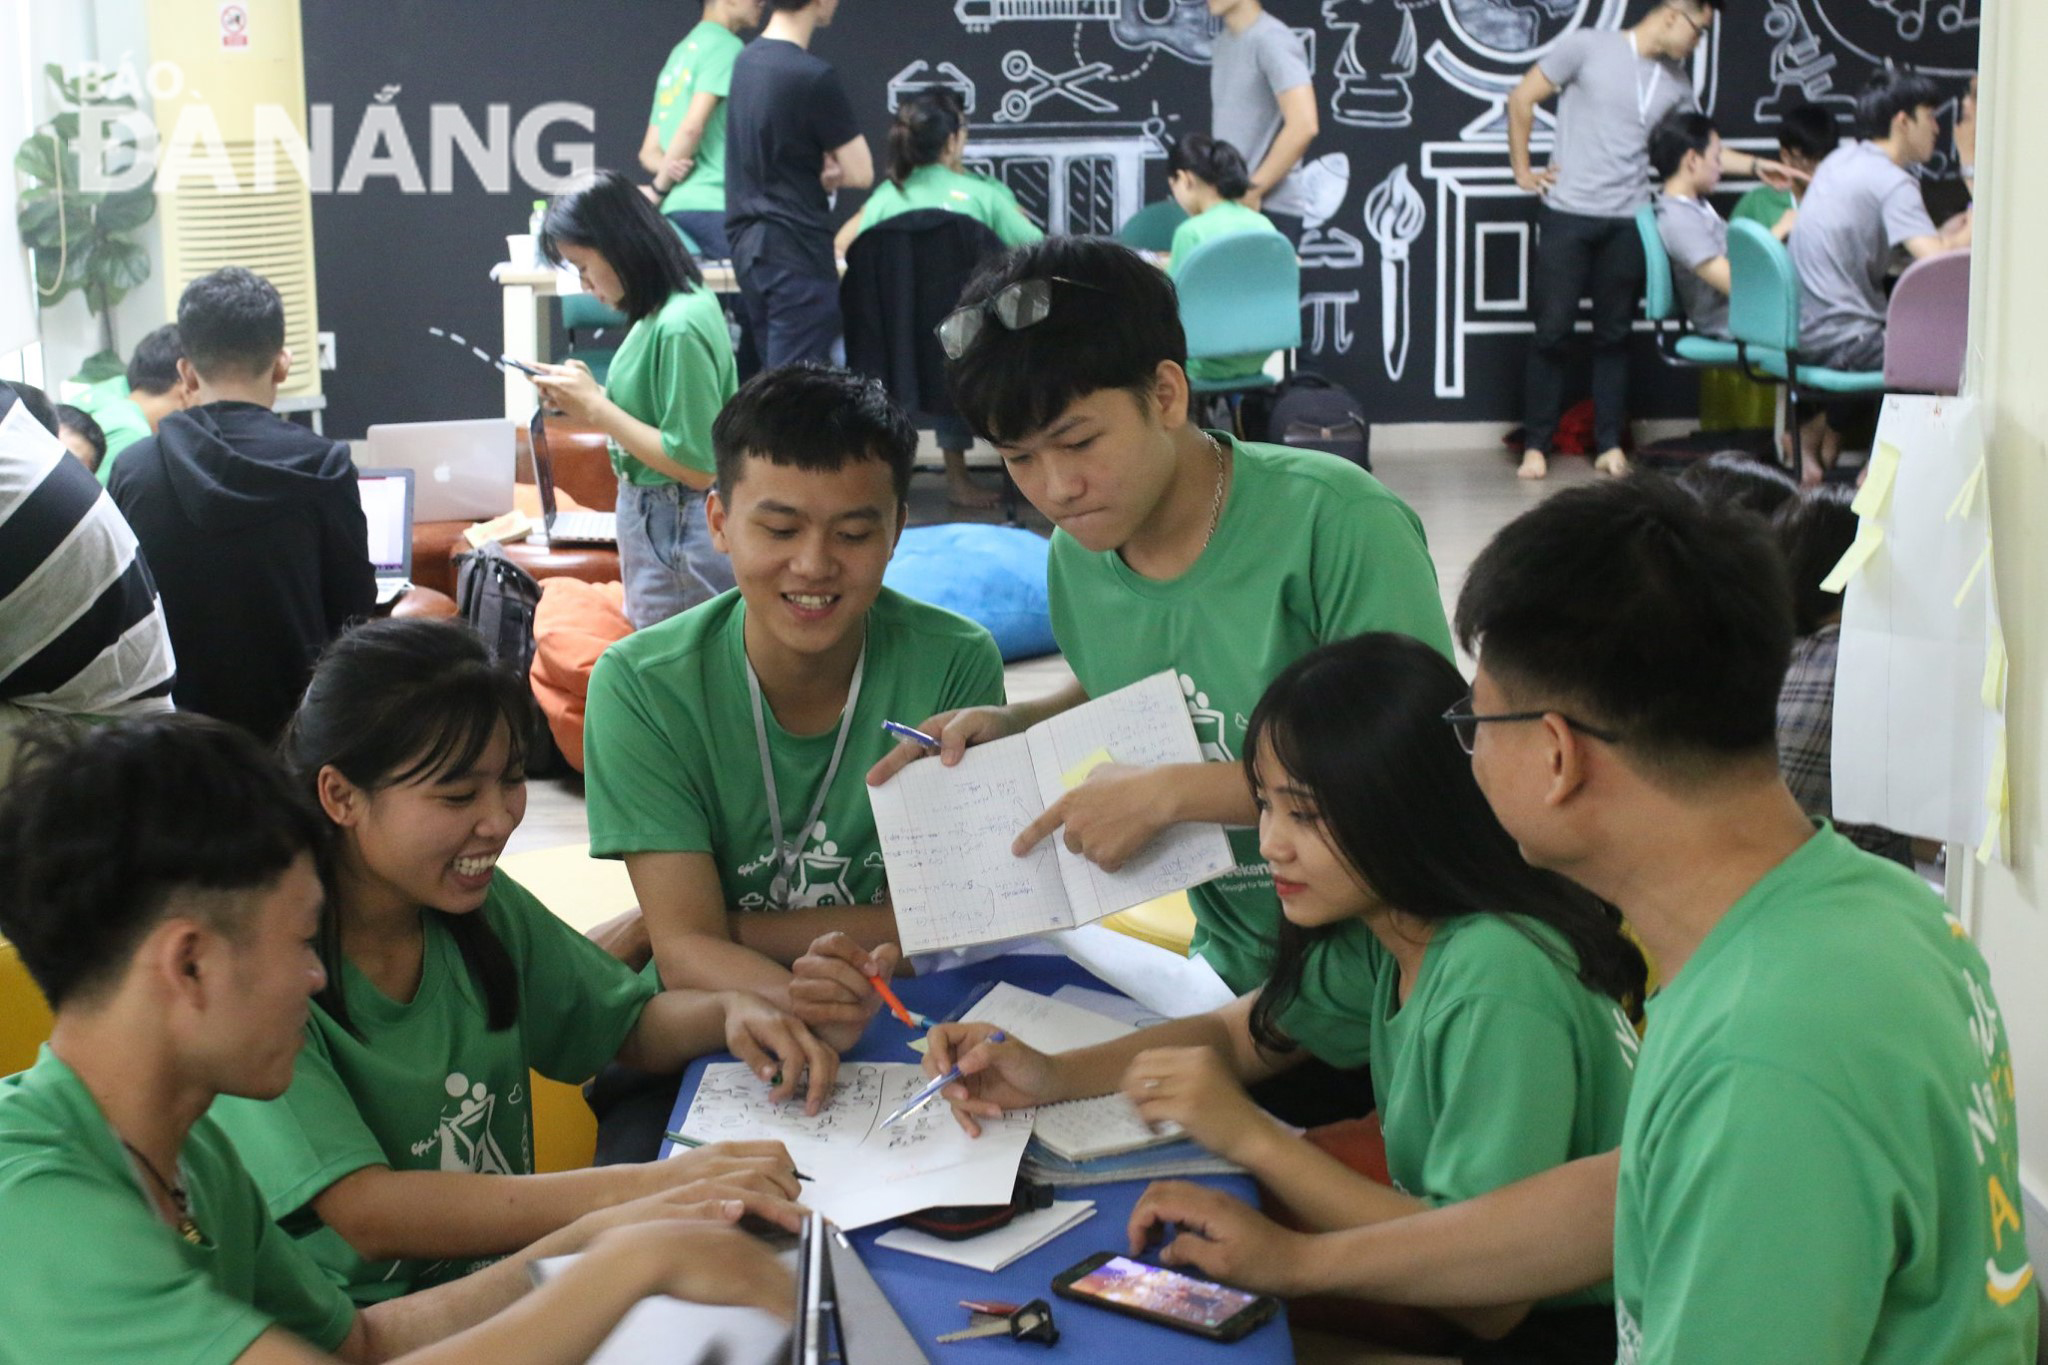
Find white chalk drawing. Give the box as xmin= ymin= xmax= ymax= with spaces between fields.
xmin=953 ymin=0 xmax=1219 ymax=64
xmin=964 ymin=117 xmax=1171 ymax=236
xmin=1421 ymin=0 xmax=1628 ymax=141
xmin=999 ymin=49 xmax=1119 ymax=121
xmin=1324 ymin=0 xmax=1437 ymax=130
xmin=1364 ymin=163 xmax=1428 ymax=381
xmin=1441 ymin=0 xmax=1588 ymax=60
xmin=1753 ymin=1 xmax=1854 ymax=121
xmin=1803 ymin=0 xmax=1980 ymax=75
xmin=1294 ymin=153 xmax=1366 ymax=270
xmin=1302 ymin=290 xmax=1361 ymax=356
xmin=887 ymin=59 xmax=978 ymax=114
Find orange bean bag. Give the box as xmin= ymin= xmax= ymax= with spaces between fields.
xmin=529 ymin=578 xmax=631 ymax=773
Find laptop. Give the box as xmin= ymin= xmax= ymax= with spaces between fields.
xmin=365 ymin=418 xmax=516 ymax=522
xmin=529 ymin=408 xmax=617 ymax=545
xmin=356 ymin=467 xmax=414 ymax=606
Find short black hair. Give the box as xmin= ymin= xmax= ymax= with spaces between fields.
xmin=178 ymin=267 xmax=287 ymax=381
xmin=712 ymin=364 xmax=918 ymax=503
xmin=0 ymin=380 xmax=58 ymax=436
xmin=1857 ymin=67 xmax=1943 ymax=139
xmin=541 ymin=169 xmax=703 ymax=322
xmin=1776 ymin=102 xmax=1842 ymax=164
xmin=0 ymin=715 xmax=324 ymax=1011
xmin=1676 ymin=450 xmax=1798 ymax=520
xmin=54 ymin=404 xmax=107 ymax=472
xmin=947 ymin=237 xmax=1187 ymax=445
xmin=1455 ymin=476 xmax=1794 ymax=780
xmin=1650 ymin=110 xmax=1718 ymax=181
xmin=765 ymin=0 xmax=813 ymax=10
xmin=126 ymin=323 xmax=185 ymax=395
xmin=1168 ymin=133 xmax=1252 ymax=201
xmin=1772 ymin=483 xmax=1857 ymax=635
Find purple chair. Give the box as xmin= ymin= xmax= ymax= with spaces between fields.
xmin=1883 ymin=250 xmax=1971 ymax=395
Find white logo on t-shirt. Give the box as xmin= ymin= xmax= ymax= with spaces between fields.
xmin=1616 ymin=1301 xmax=1642 ymax=1365
xmin=1180 ymin=673 xmax=1234 ymax=763
xmin=411 ymin=1071 xmax=516 ymax=1174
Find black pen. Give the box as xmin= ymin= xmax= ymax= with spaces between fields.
xmin=665 ymin=1130 xmax=814 ymax=1181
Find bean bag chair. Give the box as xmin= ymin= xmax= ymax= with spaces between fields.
xmin=529 ymin=578 xmax=631 ymax=773
xmin=882 ymin=523 xmax=1056 ymax=662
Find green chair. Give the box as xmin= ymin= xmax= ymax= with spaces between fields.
xmin=1726 ymin=218 xmax=1885 ymax=458
xmin=1118 ymin=199 xmax=1188 ymax=252
xmin=1634 ymin=204 xmax=1741 ymax=368
xmin=1175 ymin=231 xmax=1301 ymax=397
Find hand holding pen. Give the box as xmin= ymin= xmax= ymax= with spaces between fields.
xmin=917 ymin=1023 xmax=1061 ymax=1139
xmin=788 ymin=931 xmax=907 ymax=1038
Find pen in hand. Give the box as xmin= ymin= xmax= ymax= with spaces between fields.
xmin=664 ymin=1130 xmax=814 ymax=1182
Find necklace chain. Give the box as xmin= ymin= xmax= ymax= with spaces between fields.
xmin=123 ymin=1139 xmax=202 ymax=1245
xmin=1201 ymin=433 xmax=1228 ymax=552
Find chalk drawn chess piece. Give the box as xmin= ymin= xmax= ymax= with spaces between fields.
xmin=1363 ymin=163 xmax=1427 ymax=381
xmin=1324 ymin=0 xmax=1437 ymax=130
xmin=1292 ymin=153 xmax=1367 ymax=271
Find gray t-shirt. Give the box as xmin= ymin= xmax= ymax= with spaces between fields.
xmin=1211 ymin=14 xmax=1314 ymax=218
xmin=1788 ymin=140 xmax=1937 ymax=358
xmin=1655 ymin=192 xmax=1731 ymax=339
xmin=1539 ymin=30 xmax=1696 ymax=218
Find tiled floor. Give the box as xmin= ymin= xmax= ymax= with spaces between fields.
xmin=509 ymin=442 xmax=1581 ymax=856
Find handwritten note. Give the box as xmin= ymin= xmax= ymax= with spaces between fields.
xmin=870 ymin=672 xmax=1236 ymax=955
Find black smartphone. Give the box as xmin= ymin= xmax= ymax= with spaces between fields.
xmin=497 ymin=354 xmax=545 ymax=377
xmin=1051 ymin=1251 xmax=1279 ymax=1342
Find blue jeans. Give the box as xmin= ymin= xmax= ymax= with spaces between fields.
xmin=615 ymin=479 xmax=733 ymax=630
xmin=734 ymin=259 xmax=842 ymax=369
xmin=665 ymin=210 xmax=731 ymax=260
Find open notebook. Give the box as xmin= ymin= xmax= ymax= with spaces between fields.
xmin=869 ymin=671 xmax=1235 ymax=956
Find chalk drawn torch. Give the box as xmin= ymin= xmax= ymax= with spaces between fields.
xmin=1363 ymin=163 xmax=1427 ymax=382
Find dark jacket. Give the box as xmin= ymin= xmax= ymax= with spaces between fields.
xmin=841 ymin=209 xmax=1006 ymax=423
xmin=109 ymin=400 xmax=374 ymax=741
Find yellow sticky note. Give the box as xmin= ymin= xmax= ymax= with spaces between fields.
xmin=1946 ymin=456 xmax=1987 ymax=522
xmin=1977 ymin=741 xmax=2010 ymax=867
xmin=1981 ymin=627 xmax=2008 ymax=712
xmin=1851 ymin=442 xmax=1902 ymax=519
xmin=1062 ymin=748 xmax=1115 ymax=790
xmin=1953 ymin=540 xmax=1991 ymax=609
xmin=908 ymin=1038 xmax=930 ymax=1056
xmin=1819 ymin=519 xmax=1885 ymax=594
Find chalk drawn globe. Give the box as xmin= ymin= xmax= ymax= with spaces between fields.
xmin=1441 ymin=0 xmax=1592 ymax=64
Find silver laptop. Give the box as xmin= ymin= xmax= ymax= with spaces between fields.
xmin=529 ymin=408 xmax=617 ymax=545
xmin=365 ymin=418 xmax=516 ymax=522
xmin=356 ymin=467 xmax=414 ymax=606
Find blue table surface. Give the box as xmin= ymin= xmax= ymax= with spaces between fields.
xmin=662 ymin=953 xmax=1294 ymax=1361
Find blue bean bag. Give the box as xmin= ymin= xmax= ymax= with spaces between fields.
xmin=883 ymin=524 xmax=1057 ymax=662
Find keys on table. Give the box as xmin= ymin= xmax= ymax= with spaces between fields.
xmin=936 ymin=1297 xmax=1060 ymax=1346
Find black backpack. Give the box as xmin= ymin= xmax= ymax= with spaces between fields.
xmin=1244 ymin=370 xmax=1371 ymax=471
xmin=452 ymin=543 xmax=563 ymax=775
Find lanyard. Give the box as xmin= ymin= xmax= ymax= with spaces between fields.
xmin=1633 ymin=34 xmax=1665 ymax=129
xmin=746 ymin=636 xmax=867 ymax=913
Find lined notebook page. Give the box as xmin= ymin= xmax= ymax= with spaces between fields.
xmin=1032 ymin=1096 xmax=1185 ymax=1162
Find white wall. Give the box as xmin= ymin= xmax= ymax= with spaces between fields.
xmin=1955 ymin=0 xmax=2048 ymax=1293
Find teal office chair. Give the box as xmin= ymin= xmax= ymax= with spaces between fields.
xmin=1635 ymin=204 xmax=1741 ymax=368
xmin=1118 ymin=199 xmax=1189 ymax=252
xmin=1727 ymin=218 xmax=1885 ymax=462
xmin=1175 ymin=231 xmax=1301 ymax=408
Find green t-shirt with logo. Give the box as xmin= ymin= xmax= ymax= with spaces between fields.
xmin=1280 ymin=915 xmax=1636 ymax=1309
xmin=584 ymin=587 xmax=1005 ymax=935
xmin=1731 ymin=184 xmax=1796 ymax=232
xmin=651 ymin=21 xmax=743 ymax=216
xmin=0 ymin=1048 xmax=357 ymax=1361
xmin=604 ymin=285 xmax=737 ymax=487
xmin=207 ymin=874 xmax=657 ymax=1304
xmin=856 ymin=164 xmax=1045 ymax=249
xmin=1167 ymin=200 xmax=1286 ymax=385
xmin=1613 ymin=827 xmax=2038 ymax=1364
xmin=71 ymin=375 xmax=153 ymax=483
xmin=1047 ymin=436 xmax=1452 ymax=994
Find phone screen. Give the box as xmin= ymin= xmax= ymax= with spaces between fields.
xmin=1065 ymin=1256 xmax=1260 ymax=1330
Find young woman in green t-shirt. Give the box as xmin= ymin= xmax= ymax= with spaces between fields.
xmin=532 ymin=170 xmax=739 ymax=629
xmin=923 ymin=633 xmax=1645 ymax=1360
xmin=1165 ymin=133 xmax=1286 ymax=386
xmin=210 ymin=619 xmax=838 ymax=1304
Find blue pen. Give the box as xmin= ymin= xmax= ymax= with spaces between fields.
xmin=880 ymin=1030 xmax=1006 ymax=1128
xmin=881 ymin=719 xmax=940 ymax=748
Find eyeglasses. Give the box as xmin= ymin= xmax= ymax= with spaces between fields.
xmin=1441 ymin=692 xmax=1623 ymax=756
xmin=1668 ymin=2 xmax=1710 ymax=36
xmin=936 ymin=276 xmax=1110 ymax=360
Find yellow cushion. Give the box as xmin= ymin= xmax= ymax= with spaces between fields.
xmin=497 ymin=842 xmax=639 ymax=936
xmin=1098 ymin=892 xmax=1197 ymax=957
xmin=529 ymin=1070 xmax=599 ymax=1173
xmin=0 ymin=939 xmax=54 ymax=1077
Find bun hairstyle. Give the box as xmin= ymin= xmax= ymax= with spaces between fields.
xmin=887 ymin=90 xmax=967 ymax=189
xmin=1167 ymin=132 xmax=1252 ymax=201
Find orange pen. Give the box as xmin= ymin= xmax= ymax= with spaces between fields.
xmin=867 ymin=974 xmax=937 ymax=1030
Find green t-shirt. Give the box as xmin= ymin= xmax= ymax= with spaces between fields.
xmin=71 ymin=376 xmax=153 ymax=484
xmin=584 ymin=587 xmax=1006 ymax=930
xmin=1281 ymin=915 xmax=1635 ymax=1310
xmin=1613 ymin=828 xmax=2039 ymax=1364
xmin=856 ymin=165 xmax=1045 ymax=249
xmin=652 ymin=21 xmax=743 ymax=216
xmin=604 ymin=285 xmax=737 ymax=487
xmin=1168 ymin=200 xmax=1286 ymax=385
xmin=1047 ymin=436 xmax=1452 ymax=993
xmin=0 ymin=1048 xmax=357 ymax=1361
xmin=1730 ymin=184 xmax=1796 ymax=232
xmin=207 ymin=875 xmax=658 ymax=1303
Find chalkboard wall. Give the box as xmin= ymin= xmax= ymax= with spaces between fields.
xmin=302 ymin=0 xmax=1977 ymax=438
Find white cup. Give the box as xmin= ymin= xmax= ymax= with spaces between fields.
xmin=505 ymin=233 xmax=535 ymax=268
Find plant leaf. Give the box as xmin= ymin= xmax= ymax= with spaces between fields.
xmin=90 ymin=234 xmax=152 ymax=301
xmin=14 ymin=135 xmax=58 ymax=185
xmin=95 ymin=185 xmax=155 ymax=232
xmin=75 ymin=350 xmax=125 ymax=384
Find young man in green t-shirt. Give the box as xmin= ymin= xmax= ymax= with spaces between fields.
xmin=583 ymin=367 xmax=1005 ymax=1072
xmin=0 ymin=716 xmax=792 ymax=1365
xmin=1125 ymin=478 xmax=2038 ymax=1364
xmin=861 ymin=237 xmax=1450 ymax=1009
xmin=640 ymin=0 xmax=758 ymax=258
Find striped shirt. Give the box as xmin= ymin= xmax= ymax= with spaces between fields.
xmin=0 ymin=401 xmax=175 ymax=718
xmin=1776 ymin=624 xmax=1912 ymax=866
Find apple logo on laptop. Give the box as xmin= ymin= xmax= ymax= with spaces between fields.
xmin=432 ymin=463 xmax=453 ymax=483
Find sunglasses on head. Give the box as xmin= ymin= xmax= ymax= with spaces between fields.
xmin=936 ymin=276 xmax=1111 ymax=360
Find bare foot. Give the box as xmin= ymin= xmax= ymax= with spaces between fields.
xmin=1799 ymin=451 xmax=1825 ymax=488
xmin=1518 ymin=450 xmax=1549 ymax=480
xmin=945 ymin=468 xmax=1002 ymax=509
xmin=1593 ymin=449 xmax=1629 ymax=477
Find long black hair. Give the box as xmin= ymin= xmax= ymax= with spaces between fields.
xmin=887 ymin=90 xmax=966 ymax=189
xmin=540 ymin=168 xmax=703 ymax=321
xmin=281 ymin=618 xmax=529 ymax=1034
xmin=1243 ymin=633 xmax=1646 ymax=1053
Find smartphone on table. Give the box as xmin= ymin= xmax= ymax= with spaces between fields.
xmin=1052 ymin=1251 xmax=1279 ymax=1342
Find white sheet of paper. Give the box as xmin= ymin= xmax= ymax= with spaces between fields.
xmin=1049 ymin=984 xmax=1170 ymax=1031
xmin=960 ymin=981 xmax=1137 ymax=1054
xmin=529 ymin=1255 xmax=789 ymax=1365
xmin=673 ymin=1063 xmax=1032 ymax=1230
xmin=1045 ymin=923 xmax=1238 ymax=1019
xmin=873 ymin=1200 xmax=1097 ymax=1273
